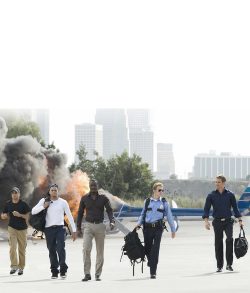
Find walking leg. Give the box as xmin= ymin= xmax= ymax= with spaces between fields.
xmin=225 ymin=220 xmax=233 ymax=266
xmin=149 ymin=227 xmax=163 ymax=275
xmin=8 ymin=227 xmax=18 ymax=270
xmin=212 ymin=221 xmax=224 ymax=268
xmin=94 ymin=223 xmax=106 ymax=276
xmin=83 ymin=223 xmax=94 ymax=275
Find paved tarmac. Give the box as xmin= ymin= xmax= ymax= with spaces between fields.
xmin=0 ymin=220 xmax=249 ymax=293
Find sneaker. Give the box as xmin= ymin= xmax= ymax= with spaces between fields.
xmin=60 ymin=271 xmax=67 ymax=279
xmin=150 ymin=275 xmax=156 ymax=279
xmin=51 ymin=271 xmax=58 ymax=279
xmin=10 ymin=269 xmax=17 ymax=275
xmin=216 ymin=268 xmax=222 ymax=273
xmin=18 ymin=268 xmax=23 ymax=275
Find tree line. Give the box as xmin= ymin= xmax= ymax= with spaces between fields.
xmin=69 ymin=144 xmax=158 ymax=199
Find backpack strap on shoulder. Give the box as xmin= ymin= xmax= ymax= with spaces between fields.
xmin=157 ymin=197 xmax=168 ymax=232
xmin=143 ymin=198 xmax=151 ymax=230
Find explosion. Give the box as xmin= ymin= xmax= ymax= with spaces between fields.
xmin=0 ymin=116 xmax=123 ymax=230
xmin=63 ymin=170 xmax=90 ymax=219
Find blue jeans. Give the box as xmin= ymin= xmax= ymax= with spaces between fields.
xmin=44 ymin=226 xmax=68 ymax=273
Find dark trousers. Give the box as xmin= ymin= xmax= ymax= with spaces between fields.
xmin=44 ymin=226 xmax=68 ymax=273
xmin=212 ymin=219 xmax=233 ymax=268
xmin=143 ymin=226 xmax=163 ymax=275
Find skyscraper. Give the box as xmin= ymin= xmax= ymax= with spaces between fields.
xmin=95 ymin=109 xmax=130 ymax=160
xmin=126 ymin=109 xmax=153 ymax=131
xmin=75 ymin=123 xmax=103 ymax=164
xmin=127 ymin=109 xmax=154 ymax=171
xmin=157 ymin=143 xmax=175 ymax=179
xmin=32 ymin=109 xmax=50 ymax=145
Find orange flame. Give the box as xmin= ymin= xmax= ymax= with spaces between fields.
xmin=64 ymin=170 xmax=90 ymax=219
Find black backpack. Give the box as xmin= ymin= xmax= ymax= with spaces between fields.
xmin=234 ymin=227 xmax=248 ymax=259
xmin=120 ymin=228 xmax=146 ymax=276
xmin=28 ymin=197 xmax=50 ymax=234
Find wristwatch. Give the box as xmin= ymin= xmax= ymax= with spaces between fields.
xmin=20 ymin=214 xmax=23 ymax=218
xmin=239 ymin=220 xmax=242 ymax=222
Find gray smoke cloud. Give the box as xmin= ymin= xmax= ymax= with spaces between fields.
xmin=0 ymin=117 xmax=8 ymax=171
xmin=99 ymin=189 xmax=125 ymax=211
xmin=0 ymin=117 xmax=70 ymax=225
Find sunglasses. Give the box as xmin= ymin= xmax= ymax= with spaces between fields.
xmin=158 ymin=189 xmax=164 ymax=192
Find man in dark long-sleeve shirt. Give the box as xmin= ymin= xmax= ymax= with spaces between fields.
xmin=203 ymin=175 xmax=243 ymax=272
xmin=77 ymin=179 xmax=114 ymax=282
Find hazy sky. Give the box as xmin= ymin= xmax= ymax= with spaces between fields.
xmin=48 ymin=107 xmax=249 ymax=179
xmin=1 ymin=1 xmax=250 ymax=178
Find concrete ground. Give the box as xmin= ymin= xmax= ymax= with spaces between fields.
xmin=0 ymin=220 xmax=249 ymax=293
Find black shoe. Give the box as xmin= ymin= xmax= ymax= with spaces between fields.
xmin=18 ymin=269 xmax=23 ymax=275
xmin=95 ymin=275 xmax=101 ymax=281
xmin=82 ymin=274 xmax=91 ymax=281
xmin=60 ymin=271 xmax=67 ymax=279
xmin=216 ymin=268 xmax=222 ymax=273
xmin=10 ymin=269 xmax=17 ymax=275
xmin=150 ymin=275 xmax=156 ymax=279
xmin=226 ymin=265 xmax=233 ymax=271
xmin=51 ymin=271 xmax=58 ymax=279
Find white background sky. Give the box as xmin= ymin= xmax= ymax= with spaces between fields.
xmin=1 ymin=1 xmax=250 ymax=178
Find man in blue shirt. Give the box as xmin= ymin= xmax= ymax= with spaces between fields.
xmin=136 ymin=182 xmax=176 ymax=279
xmin=203 ymin=175 xmax=243 ymax=272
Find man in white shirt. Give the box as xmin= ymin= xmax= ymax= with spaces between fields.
xmin=32 ymin=184 xmax=76 ymax=279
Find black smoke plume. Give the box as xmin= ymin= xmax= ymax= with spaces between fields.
xmin=0 ymin=117 xmax=70 ymax=228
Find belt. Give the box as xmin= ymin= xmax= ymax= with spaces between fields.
xmin=87 ymin=220 xmax=103 ymax=224
xmin=214 ymin=218 xmax=231 ymax=222
xmin=48 ymin=225 xmax=63 ymax=228
xmin=144 ymin=222 xmax=162 ymax=228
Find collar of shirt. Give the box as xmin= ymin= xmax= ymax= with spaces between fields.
xmin=215 ymin=188 xmax=228 ymax=194
xmin=87 ymin=191 xmax=101 ymax=197
xmin=151 ymin=196 xmax=162 ymax=202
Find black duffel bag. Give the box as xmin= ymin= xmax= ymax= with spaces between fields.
xmin=234 ymin=227 xmax=248 ymax=259
xmin=28 ymin=197 xmax=50 ymax=232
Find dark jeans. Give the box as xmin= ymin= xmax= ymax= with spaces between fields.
xmin=212 ymin=219 xmax=233 ymax=268
xmin=143 ymin=226 xmax=163 ymax=275
xmin=44 ymin=226 xmax=68 ymax=273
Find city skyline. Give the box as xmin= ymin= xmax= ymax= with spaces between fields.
xmin=48 ymin=107 xmax=250 ymax=179
xmin=1 ymin=107 xmax=250 ymax=179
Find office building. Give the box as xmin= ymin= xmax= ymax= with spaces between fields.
xmin=156 ymin=143 xmax=175 ymax=179
xmin=193 ymin=151 xmax=250 ymax=180
xmin=32 ymin=109 xmax=50 ymax=145
xmin=75 ymin=123 xmax=103 ymax=164
xmin=95 ymin=109 xmax=130 ymax=160
xmin=127 ymin=109 xmax=154 ymax=171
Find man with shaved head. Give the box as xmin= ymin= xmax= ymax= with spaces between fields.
xmin=77 ymin=179 xmax=115 ymax=282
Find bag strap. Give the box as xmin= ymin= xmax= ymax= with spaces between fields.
xmin=143 ymin=199 xmax=151 ymax=229
xmin=162 ymin=197 xmax=166 ymax=220
xmin=240 ymin=226 xmax=245 ymax=238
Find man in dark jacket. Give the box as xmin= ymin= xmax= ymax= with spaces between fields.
xmin=203 ymin=174 xmax=244 ymax=272
xmin=77 ymin=179 xmax=114 ymax=282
